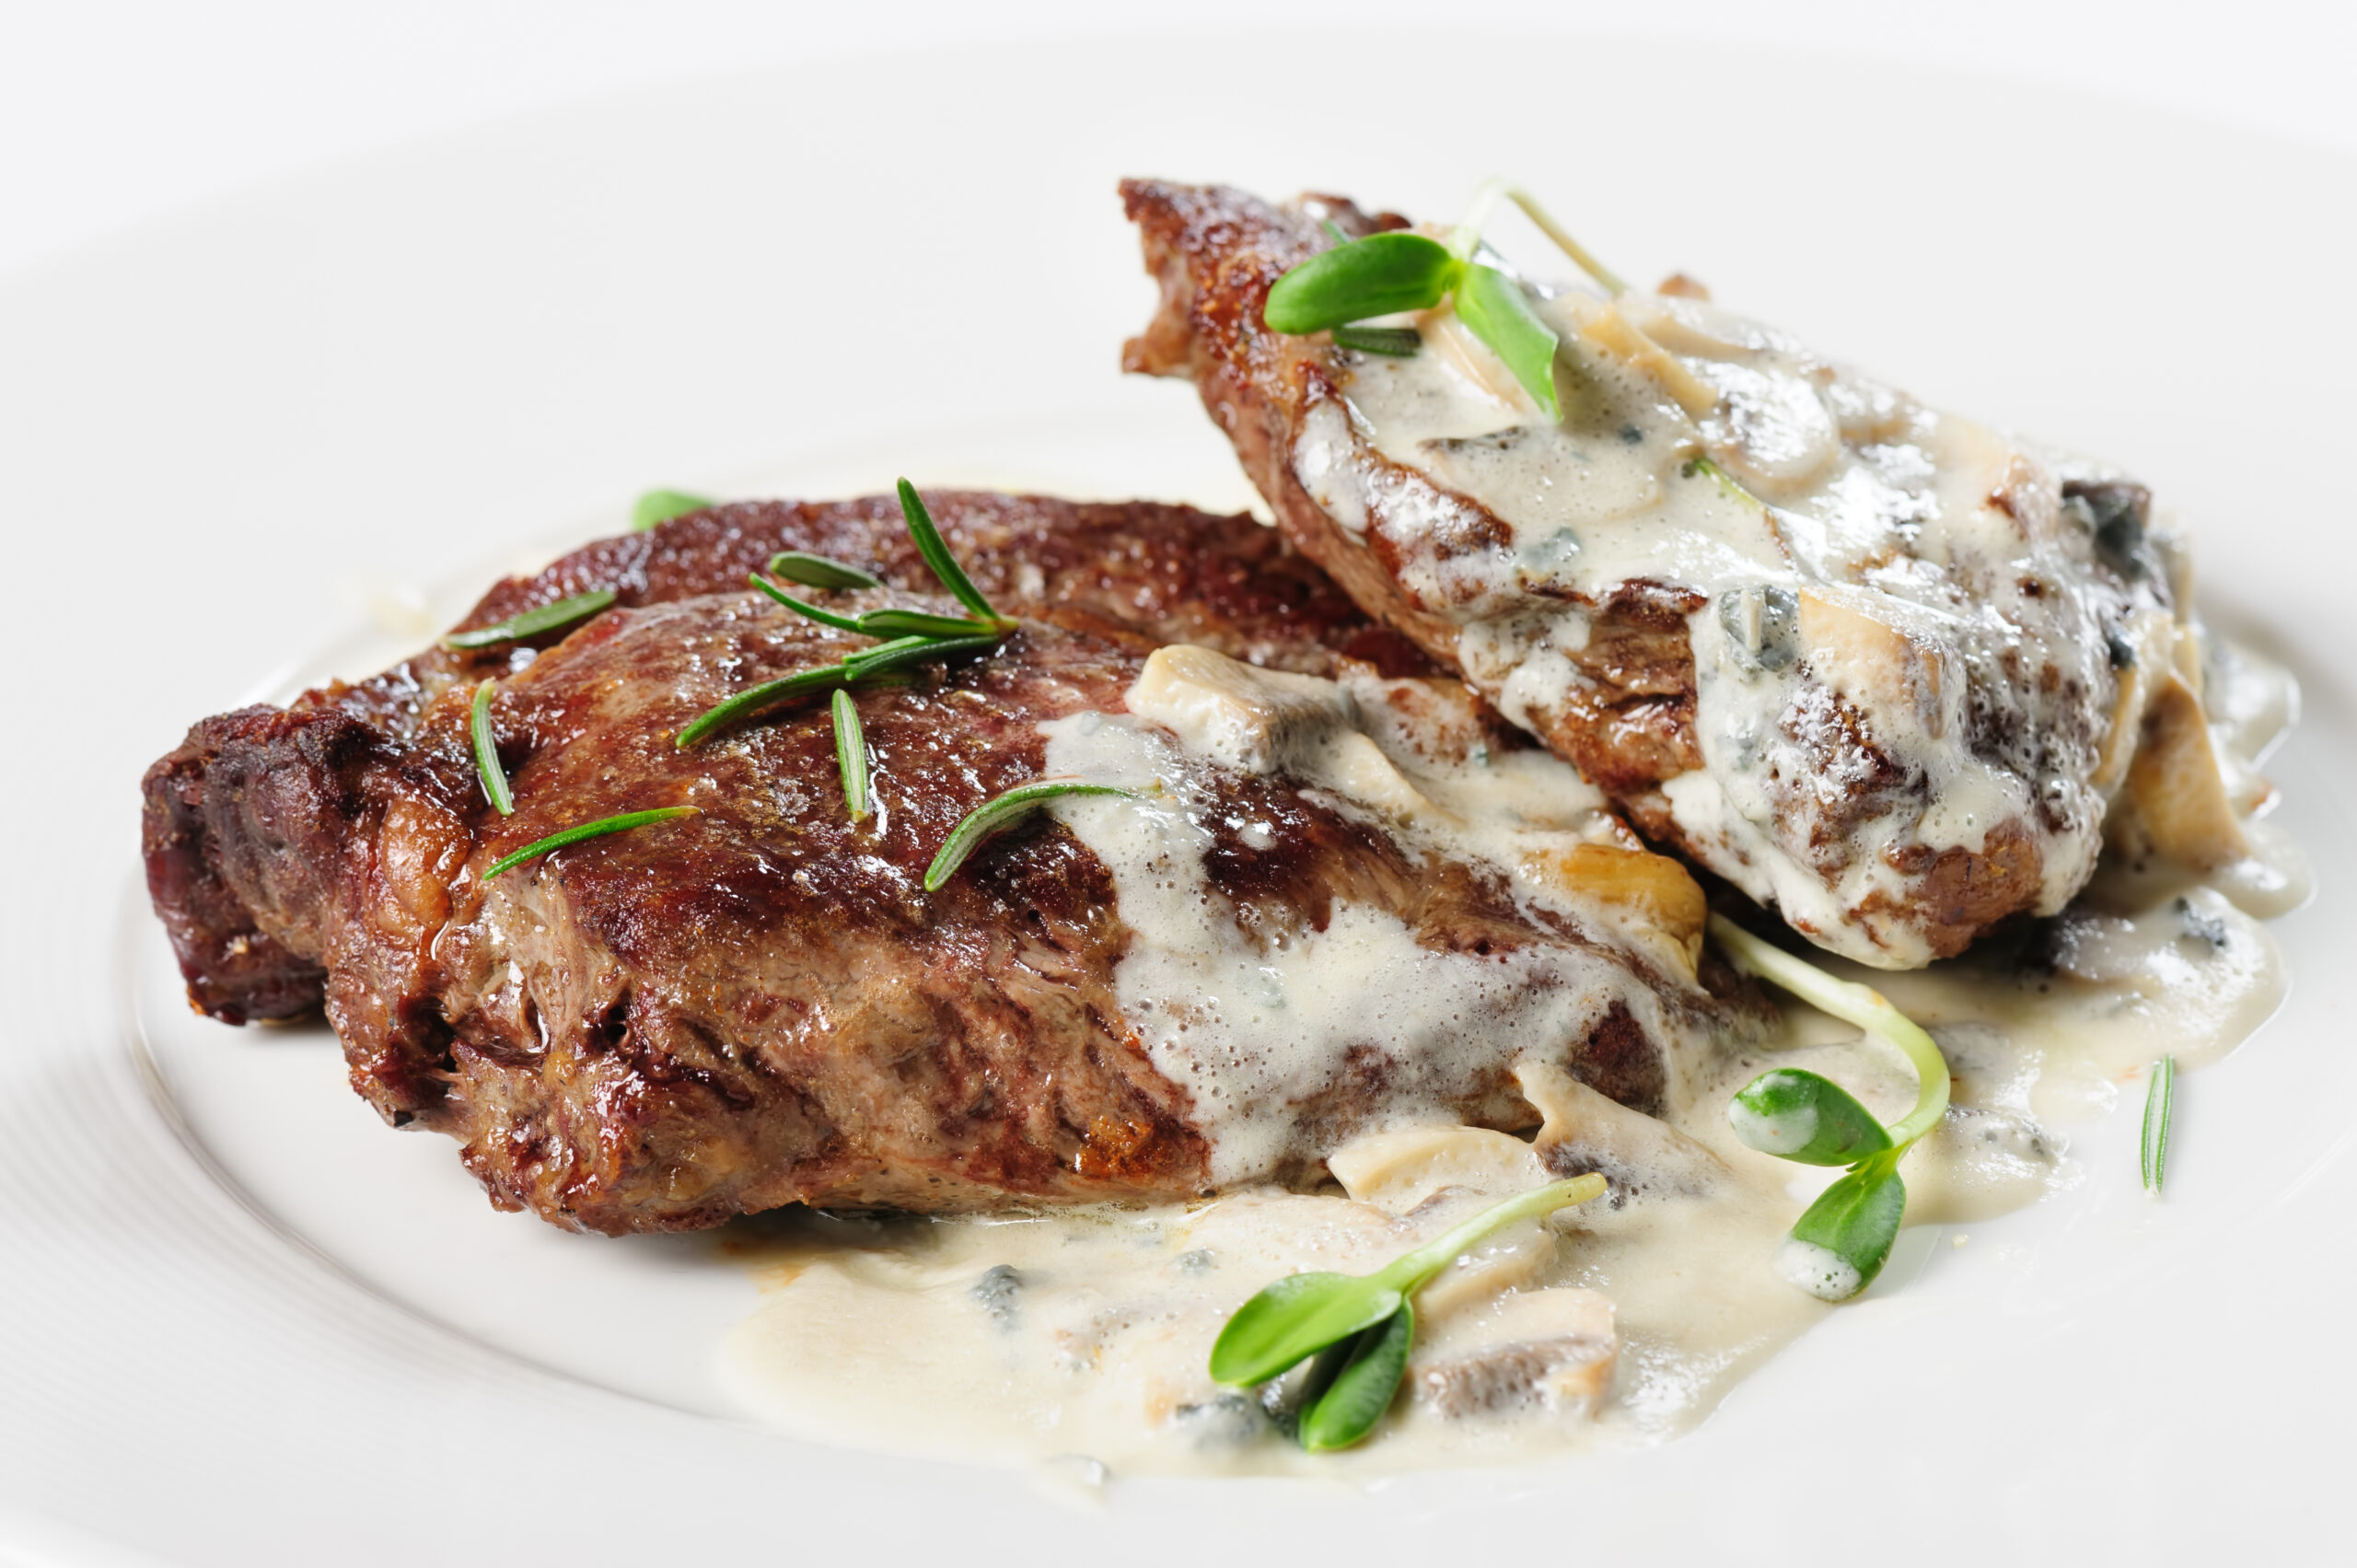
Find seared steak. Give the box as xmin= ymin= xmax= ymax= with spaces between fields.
xmin=145 ymin=493 xmax=1752 ymax=1233
xmin=1120 ymin=180 xmax=2206 ymax=967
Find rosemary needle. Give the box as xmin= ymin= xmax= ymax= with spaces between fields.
xmin=897 ymin=480 xmax=1012 ymax=630
xmin=2142 ymin=1055 xmax=2177 ymax=1195
xmin=482 ymin=807 xmax=698 ymax=880
xmin=923 ymin=781 xmax=1134 ymax=891
xmin=769 ymin=550 xmax=882 ymax=590
xmin=831 ymin=688 xmax=870 ymax=822
xmin=469 ymin=679 xmax=514 ymax=817
xmin=441 ymin=588 xmax=618 ymax=650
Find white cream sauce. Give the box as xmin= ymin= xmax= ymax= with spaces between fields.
xmin=1294 ymin=279 xmax=2177 ymax=969
xmin=721 ymin=638 xmax=2301 ymax=1479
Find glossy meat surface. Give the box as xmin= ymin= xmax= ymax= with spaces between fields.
xmin=143 ymin=494 xmax=1747 ymax=1232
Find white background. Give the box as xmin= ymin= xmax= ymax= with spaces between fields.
xmin=5 ymin=0 xmax=2356 ymax=282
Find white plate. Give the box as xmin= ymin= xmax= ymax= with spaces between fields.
xmin=5 ymin=29 xmax=2352 ymax=1567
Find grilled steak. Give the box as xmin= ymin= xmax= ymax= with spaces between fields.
xmin=1120 ymin=180 xmax=2213 ymax=967
xmin=145 ymin=493 xmax=1753 ymax=1233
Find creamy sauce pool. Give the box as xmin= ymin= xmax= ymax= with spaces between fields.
xmin=719 ymin=636 xmax=2302 ymax=1477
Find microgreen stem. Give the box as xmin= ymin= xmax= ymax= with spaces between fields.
xmin=469 ymin=679 xmax=515 ymax=817
xmin=1709 ymin=913 xmax=1950 ymax=1148
xmin=1448 ymin=178 xmax=1630 ymax=296
xmin=1372 ymin=1173 xmax=1606 ymax=1292
xmin=482 ymin=807 xmax=698 ymax=880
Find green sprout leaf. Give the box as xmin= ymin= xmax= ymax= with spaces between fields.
xmin=923 ymin=780 xmax=1135 ymax=892
xmin=1708 ymin=912 xmax=1951 ymax=1305
xmin=768 ymin=551 xmax=881 ymax=590
xmin=831 ymin=687 xmax=870 ymax=823
xmin=441 ymin=588 xmax=618 ymax=650
xmin=897 ymin=480 xmax=1011 ymax=630
xmin=1779 ymin=1157 xmax=1907 ymax=1303
xmin=1453 ymin=262 xmax=1562 ymax=420
xmin=1209 ymin=1174 xmax=1605 ymax=1390
xmin=469 ymin=678 xmax=515 ymax=818
xmin=1209 ymin=1271 xmax=1405 ymax=1391
xmin=1728 ymin=1068 xmax=1892 ymax=1167
xmin=1296 ymin=1302 xmax=1416 ymax=1453
xmin=1329 ymin=325 xmax=1422 ymax=357
xmin=1262 ymin=231 xmax=1461 ymax=334
xmin=633 ymin=489 xmax=714 ymax=531
xmin=2142 ymin=1055 xmax=2176 ymax=1195
xmin=481 ymin=807 xmax=698 ymax=881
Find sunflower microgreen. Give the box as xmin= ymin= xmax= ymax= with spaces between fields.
xmin=1209 ymin=1174 xmax=1606 ymax=1451
xmin=1261 ymin=180 xmax=1628 ymax=423
xmin=1712 ymin=913 xmax=1951 ymax=1302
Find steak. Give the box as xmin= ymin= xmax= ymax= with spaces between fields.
xmin=1120 ymin=180 xmax=2200 ymax=967
xmin=144 ymin=493 xmax=1752 ymax=1233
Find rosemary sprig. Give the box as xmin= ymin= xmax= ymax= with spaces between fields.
xmin=482 ymin=807 xmax=698 ymax=880
xmin=749 ymin=574 xmax=865 ymax=633
xmin=1713 ymin=913 xmax=1952 ymax=1302
xmin=2142 ymin=1055 xmax=2177 ymax=1195
xmin=1210 ymin=1174 xmax=1607 ymax=1451
xmin=769 ymin=550 xmax=882 ymax=590
xmin=923 ymin=780 xmax=1135 ymax=891
xmin=469 ymin=679 xmax=514 ymax=817
xmin=897 ymin=480 xmax=1012 ymax=630
xmin=633 ymin=489 xmax=714 ymax=530
xmin=675 ymin=665 xmax=857 ymax=749
xmin=441 ymin=588 xmax=617 ymax=650
xmin=672 ymin=633 xmax=1006 ymax=749
xmin=831 ymin=688 xmax=870 ymax=822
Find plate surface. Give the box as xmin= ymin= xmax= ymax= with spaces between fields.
xmin=4 ymin=30 xmax=2353 ymax=1567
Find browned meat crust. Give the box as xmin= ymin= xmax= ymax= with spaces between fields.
xmin=144 ymin=494 xmax=1744 ymax=1233
xmin=1118 ymin=180 xmax=2147 ymax=960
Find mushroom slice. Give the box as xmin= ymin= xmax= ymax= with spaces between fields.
xmin=1410 ymin=1287 xmax=1618 ymax=1419
xmin=1327 ymin=1124 xmax=1549 ymax=1214
xmin=2107 ymin=656 xmax=2249 ymax=871
xmin=1517 ymin=1061 xmax=1729 ymax=1201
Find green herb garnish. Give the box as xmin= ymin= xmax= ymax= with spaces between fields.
xmin=633 ymin=489 xmax=714 ymax=531
xmin=481 ymin=807 xmax=698 ymax=881
xmin=897 ymin=480 xmax=1013 ymax=631
xmin=923 ymin=780 xmax=1135 ymax=891
xmin=769 ymin=551 xmax=882 ymax=590
xmin=1209 ymin=1174 xmax=1606 ymax=1451
xmin=441 ymin=588 xmax=618 ymax=650
xmin=831 ymin=688 xmax=870 ymax=823
xmin=680 ymin=482 xmax=1018 ymax=748
xmin=1329 ymin=325 xmax=1422 ymax=356
xmin=2142 ymin=1055 xmax=2176 ymax=1195
xmin=1262 ymin=181 xmax=1627 ymax=422
xmin=1713 ymin=913 xmax=1951 ymax=1302
xmin=1682 ymin=455 xmax=1769 ymax=510
xmin=469 ymin=679 xmax=514 ymax=817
